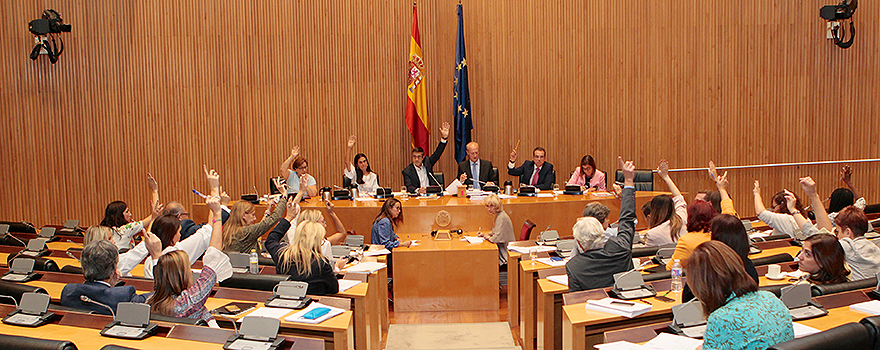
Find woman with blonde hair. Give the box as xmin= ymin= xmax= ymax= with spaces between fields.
xmin=222 ymin=179 xmax=288 ymax=253
xmin=478 ymin=194 xmax=515 ymax=265
xmin=146 ymin=196 xmax=232 ymax=326
xmin=83 ymin=226 xmax=112 ymax=246
xmin=266 ymin=217 xmax=346 ymax=295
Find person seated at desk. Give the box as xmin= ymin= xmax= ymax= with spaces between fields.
xmin=507 ymin=146 xmax=555 ymax=190
xmin=281 ymin=146 xmax=318 ymax=198
xmin=798 ymin=233 xmax=850 ymax=284
xmin=371 ymin=198 xmax=412 ymax=250
xmin=642 ymin=160 xmax=687 ymax=247
xmin=565 ymin=157 xmax=636 ymax=292
xmin=566 ymin=155 xmax=606 ymax=191
xmin=146 ymin=195 xmax=232 ymax=327
xmin=344 ymin=135 xmax=380 ymax=196
xmin=682 ymin=214 xmax=759 ymax=302
xmin=267 ymin=219 xmax=347 ymax=296
xmin=753 ymin=180 xmax=804 ymax=239
xmin=165 ymin=196 xmax=230 ymax=241
xmin=402 ymin=122 xmax=450 ymax=194
xmin=83 ymin=226 xmax=112 ymax=246
xmin=828 ymin=166 xmax=872 ymax=231
xmin=99 ymin=173 xmax=163 ymax=251
xmin=60 ymin=239 xmax=151 ymax=314
xmin=223 ymin=178 xmax=288 ymax=253
xmin=478 ymin=194 xmax=515 ymax=265
xmin=281 ymin=183 xmax=349 ymax=261
xmin=457 ymin=142 xmax=497 ymax=190
xmin=688 ymin=241 xmax=793 ymax=350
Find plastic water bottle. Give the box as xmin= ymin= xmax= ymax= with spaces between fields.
xmin=670 ymin=259 xmax=683 ymax=293
xmin=249 ymin=249 xmax=259 ymax=274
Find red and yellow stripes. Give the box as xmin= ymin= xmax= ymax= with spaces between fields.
xmin=404 ymin=4 xmax=429 ymax=151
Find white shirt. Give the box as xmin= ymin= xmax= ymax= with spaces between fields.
xmin=117 ymin=224 xmax=213 ymax=279
xmin=415 ymin=164 xmax=430 ymax=188
xmin=344 ymin=165 xmax=379 ymax=195
xmin=286 ymin=173 xmax=317 ymax=195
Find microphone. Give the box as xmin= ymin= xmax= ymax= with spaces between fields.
xmin=66 ymin=251 xmax=80 ymax=262
xmin=779 ymin=274 xmax=810 ymax=299
xmin=615 ymin=260 xmax=652 ymax=284
xmin=4 ymin=233 xmax=27 ymax=247
xmin=54 ymin=215 xmax=64 ymax=225
xmin=211 ymin=310 xmax=240 ymax=335
xmin=0 ymin=295 xmax=19 ymax=309
xmin=428 ymin=172 xmax=442 ymax=187
xmin=67 ymin=240 xmax=83 ymax=247
xmin=80 ymin=295 xmax=116 ymax=319
xmin=20 ymin=221 xmax=38 ymax=233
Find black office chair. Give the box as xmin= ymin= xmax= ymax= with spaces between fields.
xmin=859 ymin=316 xmax=880 ymax=350
xmin=7 ymin=257 xmax=60 ymax=272
xmin=491 ymin=167 xmax=499 ymax=183
xmin=0 ymin=334 xmax=77 ymax=350
xmin=219 ymin=273 xmax=291 ymax=291
xmin=751 ymin=253 xmax=794 ymax=266
xmin=615 ymin=169 xmax=654 ymax=191
xmin=100 ymin=346 xmax=137 ymax=350
xmin=151 ymin=313 xmax=209 ymax=326
xmin=811 ymin=277 xmax=878 ymax=296
xmin=0 ymin=281 xmax=47 ymax=305
xmin=343 ymin=176 xmax=352 ymax=189
xmin=432 ymin=172 xmax=445 ymax=186
xmin=767 ymin=322 xmax=874 ymax=350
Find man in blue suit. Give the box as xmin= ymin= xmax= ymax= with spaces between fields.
xmin=508 ymin=147 xmax=556 ymax=190
xmin=61 ymin=239 xmax=156 ymax=314
xmin=402 ymin=122 xmax=450 ymax=193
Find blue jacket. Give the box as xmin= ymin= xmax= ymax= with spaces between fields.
xmin=61 ymin=281 xmax=146 ymax=315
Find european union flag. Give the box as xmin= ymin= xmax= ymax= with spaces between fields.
xmin=453 ymin=3 xmax=472 ymax=163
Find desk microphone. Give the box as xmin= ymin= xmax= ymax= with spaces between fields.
xmin=4 ymin=233 xmax=27 ymax=247
xmin=66 ymin=251 xmax=80 ymax=262
xmin=428 ymin=172 xmax=443 ymax=187
xmin=779 ymin=274 xmax=810 ymax=299
xmin=67 ymin=240 xmax=83 ymax=247
xmin=211 ymin=310 xmax=239 ymax=335
xmin=80 ymin=295 xmax=116 ymax=319
xmin=20 ymin=221 xmax=38 ymax=233
xmin=0 ymin=295 xmax=19 ymax=309
xmin=615 ymin=260 xmax=652 ymax=283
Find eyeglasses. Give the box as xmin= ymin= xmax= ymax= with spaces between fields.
xmin=296 ymin=165 xmax=309 ymax=170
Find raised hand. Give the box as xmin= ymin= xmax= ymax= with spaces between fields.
xmin=439 ymin=122 xmax=450 ymax=139
xmin=840 ymin=165 xmax=853 ymax=184
xmin=783 ymin=189 xmax=798 ymax=214
xmin=459 ymin=172 xmax=468 ymax=183
xmin=708 ymin=161 xmax=718 ymax=180
xmin=347 ymin=135 xmax=357 ymax=148
xmin=206 ymin=195 xmax=221 ymax=213
xmin=219 ymin=187 xmax=230 ymax=205
xmin=619 ymin=156 xmax=635 ymax=186
xmin=147 ymin=173 xmax=159 ymax=192
xmin=150 ymin=199 xmax=165 ymax=218
xmin=715 ymin=171 xmax=729 ymax=190
xmin=143 ymin=231 xmax=163 ymax=260
xmin=204 ymin=165 xmax=220 ymax=189
xmin=285 ymin=197 xmax=300 ymax=221
xmin=657 ymin=159 xmax=669 ymax=179
xmin=509 ymin=148 xmax=518 ymax=163
xmin=799 ymin=176 xmax=818 ymax=197
xmin=291 ymin=146 xmax=300 ymax=159
xmin=753 ymin=180 xmax=761 ymax=195
xmin=272 ymin=177 xmax=289 ymax=196
xmin=324 ymin=198 xmax=335 ymax=213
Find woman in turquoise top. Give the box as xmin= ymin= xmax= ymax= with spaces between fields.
xmin=687 ymin=241 xmax=793 ymax=350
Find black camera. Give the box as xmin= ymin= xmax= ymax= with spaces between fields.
xmin=29 ymin=9 xmax=71 ymax=35
xmin=819 ymin=0 xmax=858 ymax=49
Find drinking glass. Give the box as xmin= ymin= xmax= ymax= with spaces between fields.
xmin=529 ymin=247 xmax=537 ymax=265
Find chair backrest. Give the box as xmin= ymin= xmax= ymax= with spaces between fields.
xmin=520 ymin=220 xmax=537 ymax=241
xmin=0 ymin=334 xmax=77 ymax=350
xmin=751 ymin=253 xmax=794 ymax=266
xmin=151 ymin=313 xmax=209 ymax=326
xmin=8 ymin=257 xmax=59 ymax=272
xmin=615 ymin=169 xmax=654 ymax=191
xmin=343 ymin=176 xmax=352 ymax=189
xmin=767 ymin=322 xmax=874 ymax=350
xmin=864 ymin=203 xmax=880 ymax=215
xmin=563 ymin=289 xmax=608 ymax=305
xmin=59 ymin=265 xmax=84 ymax=275
xmin=536 ymin=267 xmax=566 ymax=279
xmin=313 ymin=295 xmax=351 ymax=311
xmin=432 ymin=172 xmax=445 ymax=186
xmin=491 ymin=167 xmax=499 ymax=183
xmin=0 ymin=281 xmax=47 ymax=304
xmin=218 ymin=273 xmax=291 ymax=291
xmin=811 ymin=276 xmax=878 ymax=296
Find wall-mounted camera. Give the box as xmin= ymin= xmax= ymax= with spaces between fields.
xmin=819 ymin=0 xmax=857 ymax=49
xmin=28 ymin=9 xmax=71 ymax=64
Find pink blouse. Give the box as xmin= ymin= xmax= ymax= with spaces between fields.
xmin=567 ymin=168 xmax=606 ymax=191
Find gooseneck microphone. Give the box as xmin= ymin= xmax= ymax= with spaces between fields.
xmin=211 ymin=310 xmax=240 ymax=335
xmin=4 ymin=233 xmax=27 ymax=246
xmin=80 ymin=295 xmax=116 ymax=319
xmin=66 ymin=251 xmax=80 ymax=262
xmin=614 ymin=260 xmax=652 ymax=283
xmin=0 ymin=295 xmax=19 ymax=309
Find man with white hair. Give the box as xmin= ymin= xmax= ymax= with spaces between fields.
xmin=566 ymin=156 xmax=637 ymax=292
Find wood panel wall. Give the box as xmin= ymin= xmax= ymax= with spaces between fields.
xmin=1 ymin=0 xmax=878 ymax=227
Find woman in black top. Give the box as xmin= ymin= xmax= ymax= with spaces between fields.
xmin=682 ymin=214 xmax=759 ymax=302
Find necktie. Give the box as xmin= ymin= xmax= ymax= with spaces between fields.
xmin=531 ymin=167 xmax=540 ymax=186
xmin=471 ymin=162 xmax=480 ymax=190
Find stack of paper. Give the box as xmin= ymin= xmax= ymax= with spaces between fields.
xmin=498 ymin=194 xmax=516 ymax=199
xmin=793 ymin=322 xmax=821 ymax=338
xmin=285 ymin=302 xmax=344 ymax=324
xmin=585 ymin=298 xmax=652 ymax=318
xmin=462 ymin=236 xmax=485 ymax=244
xmin=444 ymin=180 xmax=463 ymax=195
xmin=642 ymin=333 xmax=702 ymax=350
xmin=591 ymin=191 xmax=615 ymax=197
xmin=534 ymin=257 xmax=568 ymax=267
xmin=547 ymin=275 xmax=568 ymax=286
xmin=536 ymin=193 xmax=554 ymax=198
xmin=337 ymin=279 xmax=362 ymax=292
xmin=507 ymin=244 xmax=557 ymax=254
xmin=237 ymin=307 xmax=291 ymax=322
xmin=364 ymin=248 xmax=391 ymax=257
xmin=594 ymin=341 xmax=645 ymax=350
xmin=342 ymin=262 xmax=387 ymax=274
xmin=850 ymin=300 xmax=880 ymax=315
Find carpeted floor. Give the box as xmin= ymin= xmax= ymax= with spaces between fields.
xmin=385 ymin=322 xmax=520 ymax=350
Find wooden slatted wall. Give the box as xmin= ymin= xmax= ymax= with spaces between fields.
xmin=1 ymin=0 xmax=878 ymax=226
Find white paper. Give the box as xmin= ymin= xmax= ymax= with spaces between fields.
xmin=749 ymin=231 xmax=771 ymax=239
xmin=850 ymin=300 xmax=880 ymax=315
xmin=547 ymin=275 xmax=569 ymax=286
xmin=642 ymin=332 xmax=702 ymax=350
xmin=444 ymin=179 xmax=463 ymax=195
xmin=595 ymin=341 xmax=647 ymax=350
xmin=410 ymin=240 xmax=419 ymax=247
xmin=507 ymin=244 xmax=557 ymax=254
xmin=462 ymin=236 xmax=485 ymax=244
xmin=793 ymin=322 xmax=821 ymax=338
xmin=585 ymin=298 xmax=652 ymax=318
xmin=536 ymin=193 xmax=554 ymax=198
xmin=337 ymin=279 xmax=362 ymax=292
xmin=237 ymin=307 xmax=291 ymax=322
xmin=284 ymin=302 xmax=344 ymax=324
xmin=354 ymin=197 xmax=378 ymax=202
xmin=469 ymin=195 xmax=488 ymax=201
xmin=363 ymin=248 xmax=391 ymax=257
xmin=342 ymin=261 xmax=387 ymax=274
xmin=591 ymin=191 xmax=615 ymax=197
xmin=783 ymin=270 xmax=810 ymax=278
xmin=534 ymin=257 xmax=568 ymax=267
xmin=498 ymin=194 xmax=516 ymax=199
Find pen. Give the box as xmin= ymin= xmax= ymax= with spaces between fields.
xmin=192 ymin=189 xmax=207 ymax=198
xmin=636 ymin=299 xmax=652 ymax=305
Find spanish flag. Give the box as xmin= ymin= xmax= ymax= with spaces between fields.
xmin=405 ymin=3 xmax=429 ymax=151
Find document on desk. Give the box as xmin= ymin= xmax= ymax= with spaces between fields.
xmin=342 ymin=261 xmax=387 ymax=274
xmin=591 ymin=191 xmax=614 ymax=197
xmin=237 ymin=307 xmax=291 ymax=322
xmin=507 ymin=244 xmax=557 ymax=254
xmin=364 ymin=248 xmax=391 ymax=256
xmin=337 ymin=279 xmax=363 ymax=292
xmin=536 ymin=193 xmax=554 ymax=198
xmin=584 ymin=298 xmax=652 ymax=318
xmin=546 ymin=275 xmax=568 ymax=286
xmin=285 ymin=302 xmax=344 ymax=324
xmin=354 ymin=197 xmax=378 ymax=202
xmin=850 ymin=300 xmax=880 ymax=315
xmin=594 ymin=340 xmax=647 ymax=350
xmin=642 ymin=332 xmax=702 ymax=350
xmin=534 ymin=257 xmax=568 ymax=267
xmin=462 ymin=236 xmax=484 ymax=244
xmin=793 ymin=322 xmax=821 ymax=338
xmin=444 ymin=180 xmax=463 ymax=195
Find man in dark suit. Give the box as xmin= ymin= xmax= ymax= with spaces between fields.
xmin=402 ymin=122 xmax=450 ymax=193
xmin=457 ymin=142 xmax=498 ymax=190
xmin=61 ymin=239 xmax=156 ymax=314
xmin=507 ymin=146 xmax=556 ymax=190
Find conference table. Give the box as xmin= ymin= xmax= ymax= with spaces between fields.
xmin=192 ymin=191 xmax=665 ymax=244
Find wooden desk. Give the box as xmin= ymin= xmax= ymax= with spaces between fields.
xmin=392 ymin=233 xmax=499 ymax=312
xmin=193 ymin=192 xmax=664 ymax=244
xmin=0 ymin=323 xmax=224 ymax=349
